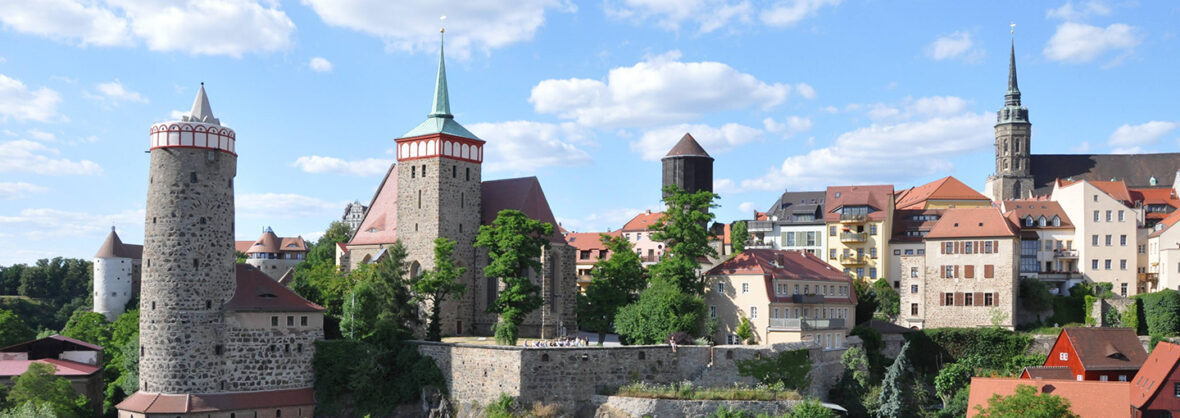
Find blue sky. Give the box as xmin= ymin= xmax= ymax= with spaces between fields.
xmin=1 ymin=0 xmax=1178 ymax=266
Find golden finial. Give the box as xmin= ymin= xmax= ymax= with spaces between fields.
xmin=441 ymin=15 xmax=446 ymax=34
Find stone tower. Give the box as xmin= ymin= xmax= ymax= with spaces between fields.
xmin=662 ymin=133 xmax=714 ymax=199
xmin=395 ymin=30 xmax=484 ymax=336
xmin=985 ymin=39 xmax=1033 ymax=201
xmin=139 ymin=84 xmax=237 ymax=394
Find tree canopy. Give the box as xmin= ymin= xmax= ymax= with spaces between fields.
xmin=475 ymin=209 xmax=553 ymax=345
xmin=730 ymin=221 xmax=748 ymax=254
xmin=412 ymin=238 xmax=467 ymax=341
xmin=613 ymin=279 xmax=705 ymax=344
xmin=648 ymin=185 xmax=718 ymax=295
xmin=5 ymin=362 xmax=88 ymax=418
xmin=0 ymin=309 xmax=34 ymax=348
xmin=576 ymin=234 xmax=646 ymax=345
xmin=974 ymin=384 xmax=1079 ymax=418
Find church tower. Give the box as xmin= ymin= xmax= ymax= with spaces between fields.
xmin=395 ymin=29 xmax=483 ymax=335
xmin=661 ymin=133 xmax=714 ymax=199
xmin=985 ymin=39 xmax=1034 ymax=201
xmin=139 ymin=84 xmax=237 ymax=393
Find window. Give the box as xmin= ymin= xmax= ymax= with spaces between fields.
xmin=856 ymin=267 xmax=865 ymax=278
xmin=964 ymin=293 xmax=973 ymax=306
xmin=944 ymin=265 xmax=954 ymax=278
xmin=1173 ymin=382 xmax=1180 ymax=397
xmin=301 ymin=316 xmax=308 ymax=326
xmin=287 ymin=316 xmax=294 ymax=326
xmin=1120 ymin=260 xmax=1127 ymax=270
xmin=709 ymin=306 xmax=716 ymax=319
xmin=917 ymin=249 xmax=925 ymax=255
xmin=965 ymin=241 xmax=973 ymax=253
xmin=1122 ymin=283 xmax=1128 ymax=297
xmin=452 ymin=166 xmax=457 ymax=178
xmin=944 ymin=293 xmax=954 ymax=305
xmin=985 ymin=293 xmax=994 ymax=306
xmin=786 ymin=232 xmax=796 ymax=246
xmin=1105 ymin=259 xmax=1112 ymax=270
xmin=271 ymin=316 xmax=279 ymax=326
xmin=829 ymin=226 xmax=837 ymax=236
xmin=1059 ymin=352 xmax=1069 ymax=361
xmin=870 ymin=248 xmax=877 ymax=259
xmin=1100 ymin=375 xmax=1109 ymax=382
xmin=1092 ymin=235 xmax=1099 ymax=246
xmin=1119 ymin=375 xmax=1127 ymax=382
xmin=750 ymin=306 xmax=757 ymax=319
xmin=910 ymin=285 xmax=918 ymax=293
xmin=894 ymin=249 xmax=901 ymax=255
xmin=1092 ymin=259 xmax=1099 ymax=269
xmin=741 ymin=283 xmax=749 ymax=293
xmin=910 ymin=267 xmax=919 ymax=278
xmin=1093 ymin=210 xmax=1100 ymax=222
xmin=1120 ymin=235 xmax=1127 ymax=246
xmin=466 ymin=167 xmax=470 ymax=181
xmin=869 ymin=268 xmax=877 ymax=279
xmin=716 ymin=283 xmax=724 ymax=293
xmin=411 ymin=166 xmax=416 ymax=178
xmin=945 ymin=242 xmax=954 ymax=254
xmin=1106 ymin=210 xmax=1112 ymax=222
xmin=1118 ymin=210 xmax=1125 ymax=222
xmin=1093 ymin=194 xmax=1099 ymax=202
xmin=829 ymin=249 xmax=836 ymax=259
xmin=984 ymin=241 xmax=993 ymax=253
xmin=1105 ymin=235 xmax=1112 ymax=246
xmin=794 ymin=284 xmax=799 ymax=294
xmin=869 ymin=224 xmax=877 ymax=235
xmin=911 ymin=303 xmax=918 ymax=315
xmin=904 ymin=249 xmax=914 ymax=255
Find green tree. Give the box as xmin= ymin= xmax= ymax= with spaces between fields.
xmin=412 ymin=238 xmax=467 ymax=341
xmin=6 ymin=362 xmax=87 ymax=418
xmin=102 ymin=310 xmax=139 ymax=414
xmin=302 ymin=221 xmax=353 ymax=268
xmin=872 ymin=279 xmax=899 ymax=321
xmin=1019 ymin=278 xmax=1053 ymax=315
xmin=829 ymin=346 xmax=870 ymax=417
xmin=877 ymin=341 xmax=914 ymax=418
xmin=854 ymin=279 xmax=878 ymax=325
xmin=475 ymin=209 xmax=553 ymax=345
xmin=939 ymin=386 xmax=970 ymax=418
xmin=789 ymin=399 xmax=836 ymax=418
xmin=60 ymin=311 xmax=110 ymax=347
xmin=0 ymin=309 xmax=35 ymax=347
xmin=934 ymin=361 xmax=972 ymax=406
xmin=730 ymin=221 xmax=748 ymax=254
xmin=1143 ymin=290 xmax=1180 ymax=337
xmin=0 ymin=401 xmax=58 ymax=418
xmin=648 ymin=185 xmax=719 ymax=295
xmin=614 ymin=279 xmax=705 ymax=344
xmin=735 ymin=316 xmax=753 ymax=344
xmin=575 ymin=234 xmax=646 ymax=345
xmin=369 ymin=242 xmax=419 ymax=333
xmin=974 ymin=384 xmax=1079 ymax=418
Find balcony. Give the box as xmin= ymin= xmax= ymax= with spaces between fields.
xmin=791 ymin=294 xmax=826 ymax=304
xmin=1035 ymin=272 xmax=1081 ymax=281
xmin=840 ymin=232 xmax=867 ymax=243
xmin=768 ymin=318 xmax=846 ymax=331
xmin=1053 ymin=249 xmax=1078 ymax=259
xmin=839 ymin=255 xmax=866 ymax=265
xmin=839 ymin=213 xmax=867 ymax=224
xmin=747 ymin=220 xmax=774 ymax=232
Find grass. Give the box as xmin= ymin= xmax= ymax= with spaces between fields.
xmin=608 ymin=381 xmax=803 ymax=401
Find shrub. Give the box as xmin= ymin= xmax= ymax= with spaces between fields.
xmin=923 ymin=328 xmax=1031 ymax=371
xmin=1142 ymin=290 xmax=1180 ymax=337
xmin=736 ymin=349 xmax=812 ymax=391
xmin=529 ymin=401 xmax=561 ymax=418
xmin=789 ymin=399 xmax=836 ymax=418
xmin=485 ymin=394 xmax=516 ymax=418
xmin=614 ymin=279 xmax=706 ymax=345
xmin=612 ymin=381 xmax=802 ymax=401
xmin=1083 ymin=295 xmax=1097 ymax=326
xmin=710 ymin=405 xmax=750 ymax=418
xmin=850 ymin=325 xmax=883 ymax=353
xmin=1124 ymin=296 xmax=1144 ymax=335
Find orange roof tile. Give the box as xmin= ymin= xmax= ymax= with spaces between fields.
xmin=1001 ymin=200 xmax=1074 ymax=230
xmin=895 ymin=176 xmax=991 ymax=210
xmin=926 ymin=207 xmax=1016 ymax=239
xmin=1130 ymin=341 xmax=1180 ymax=408
xmin=565 ymin=232 xmax=611 ymax=251
xmin=705 ymin=249 xmax=855 ymax=304
xmin=967 ymin=377 xmax=1131 ymax=418
xmin=622 ymin=211 xmax=664 ymax=231
xmin=824 ymin=185 xmax=894 ymax=222
xmin=1150 ymin=210 xmax=1180 ymax=238
xmin=1130 ymin=187 xmax=1180 ymax=207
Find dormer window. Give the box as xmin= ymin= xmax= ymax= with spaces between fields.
xmin=1038 ymin=216 xmax=1047 ymax=227
xmin=1052 ymin=216 xmax=1061 ymax=227
xmin=1024 ymin=216 xmax=1034 ymax=227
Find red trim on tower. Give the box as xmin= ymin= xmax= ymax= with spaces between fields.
xmin=395 ymin=132 xmax=484 ymax=164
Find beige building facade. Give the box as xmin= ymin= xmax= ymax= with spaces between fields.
xmin=823 ymin=185 xmax=894 ymax=283
xmin=1051 ymin=180 xmax=1141 ymax=297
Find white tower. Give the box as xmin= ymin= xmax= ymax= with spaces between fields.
xmin=92 ymin=227 xmax=139 ymax=321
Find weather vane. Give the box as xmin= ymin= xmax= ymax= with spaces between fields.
xmin=441 ymin=15 xmax=446 ymax=34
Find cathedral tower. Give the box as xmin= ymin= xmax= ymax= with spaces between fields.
xmin=661 ymin=133 xmax=714 ymax=199
xmin=139 ymin=84 xmax=237 ymax=393
xmin=395 ymin=30 xmax=483 ymax=335
xmin=985 ymin=39 xmax=1034 ymax=201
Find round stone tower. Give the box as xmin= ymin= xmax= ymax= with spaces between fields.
xmin=139 ymin=84 xmax=237 ymax=394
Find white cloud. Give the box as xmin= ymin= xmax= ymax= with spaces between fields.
xmin=0 ymin=140 xmax=102 ymax=175
xmin=1107 ymin=121 xmax=1177 ymax=148
xmin=302 ymin=0 xmax=572 ymax=57
xmin=1044 ymin=22 xmax=1139 ymax=64
xmin=309 ymin=57 xmax=333 ymax=73
xmin=0 ymin=208 xmax=143 ymax=239
xmin=738 ymin=201 xmax=758 ymax=213
xmin=1047 ymin=1 xmax=1111 ymax=20
xmin=0 ymin=182 xmax=48 ymax=199
xmin=86 ymin=79 xmax=147 ymax=105
xmin=715 ymin=178 xmax=738 ymax=194
xmin=604 ymin=0 xmax=752 ymax=33
xmin=291 ymin=156 xmax=393 ymax=176
xmin=0 ymin=0 xmax=294 ymax=57
xmin=632 ymin=123 xmax=762 ymax=160
xmin=236 ymin=193 xmax=345 ymax=219
xmin=557 ymin=206 xmax=660 ymax=233
xmin=927 ymin=31 xmax=984 ymax=63
xmin=26 ymin=129 xmax=55 ymax=142
xmin=760 ymin=0 xmax=840 ymax=27
xmin=0 ymin=74 xmax=61 ymax=122
xmin=741 ymin=102 xmax=991 ymax=191
xmin=530 ymin=51 xmax=793 ymax=128
xmin=1071 ymin=141 xmax=1092 ymax=153
xmin=763 ymin=116 xmax=812 ymax=137
xmin=856 ymin=96 xmax=969 ymax=122
xmin=467 ymin=121 xmax=593 ymax=173
xmin=794 ymin=83 xmax=816 ymax=99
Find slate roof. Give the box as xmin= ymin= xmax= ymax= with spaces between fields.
xmin=859 ymin=318 xmax=914 ymax=335
xmin=890 ymin=208 xmax=944 ymax=243
xmin=1061 ymin=327 xmax=1148 ymax=371
xmin=1031 ymin=153 xmax=1180 ymax=194
xmin=894 ymin=176 xmax=990 ymax=210
xmin=706 ymin=249 xmax=855 ymax=305
xmin=94 ymin=228 xmax=142 ymax=259
xmin=116 ymin=388 xmax=315 ymax=414
xmin=480 ymin=177 xmax=564 ymax=243
xmin=765 ymin=191 xmax=825 ymax=225
xmin=663 ymin=133 xmax=712 ymax=159
xmin=967 ymin=377 xmax=1131 ymax=418
xmin=926 ymin=207 xmax=1016 ymax=239
xmin=1130 ymin=341 xmax=1180 ymax=408
xmin=348 ymin=164 xmax=399 ymax=246
xmin=225 ymin=265 xmax=324 ymax=313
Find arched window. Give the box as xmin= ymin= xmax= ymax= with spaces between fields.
xmin=1038 ymin=216 xmax=1047 ymax=227
xmin=1052 ymin=216 xmax=1061 ymax=227
xmin=1024 ymin=216 xmax=1034 ymax=227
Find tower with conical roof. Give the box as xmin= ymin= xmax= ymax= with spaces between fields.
xmin=395 ymin=29 xmax=484 ymax=335
xmin=139 ymin=83 xmax=238 ymax=394
xmin=985 ymin=38 xmax=1034 ymax=201
xmin=93 ymin=226 xmax=142 ymax=321
xmin=662 ymin=133 xmax=714 ymax=199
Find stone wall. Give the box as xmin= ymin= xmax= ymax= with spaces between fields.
xmin=592 ymin=395 xmax=802 ymax=417
xmin=223 ymin=311 xmax=323 ymax=392
xmin=414 ymin=339 xmax=853 ymax=412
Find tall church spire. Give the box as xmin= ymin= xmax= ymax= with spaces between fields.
xmin=429 ymin=29 xmax=452 ymax=119
xmin=1005 ymin=39 xmax=1021 ymax=107
xmin=185 ymin=83 xmax=220 ymax=125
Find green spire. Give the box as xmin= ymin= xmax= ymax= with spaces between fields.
xmin=429 ymin=29 xmax=452 ymax=119
xmin=1005 ymin=38 xmax=1021 ymax=107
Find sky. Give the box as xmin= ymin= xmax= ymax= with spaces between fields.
xmin=0 ymin=0 xmax=1178 ymax=266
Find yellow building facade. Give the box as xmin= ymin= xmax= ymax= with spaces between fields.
xmin=823 ymin=185 xmax=895 ymax=282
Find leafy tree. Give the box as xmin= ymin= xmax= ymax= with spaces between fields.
xmin=939 ymin=386 xmax=970 ymax=418
xmin=0 ymin=401 xmax=58 ymax=418
xmin=614 ymin=279 xmax=705 ymax=344
xmin=934 ymin=361 xmax=972 ymax=406
xmin=730 ymin=221 xmax=748 ymax=254
xmin=0 ymin=264 xmax=25 ymax=295
xmin=1019 ymin=278 xmax=1053 ymax=314
xmin=877 ymin=341 xmax=914 ymax=418
xmin=789 ymin=399 xmax=836 ymax=418
xmin=234 ymin=251 xmax=247 ymax=264
xmin=736 ymin=349 xmax=811 ymax=391
xmin=6 ymin=362 xmax=88 ymax=418
xmin=830 ymin=347 xmax=870 ymax=417
xmin=1142 ymin=290 xmax=1180 ymax=337
xmin=475 ymin=209 xmax=553 ymax=345
xmin=0 ymin=309 xmax=34 ymax=347
xmin=872 ymin=279 xmax=899 ymax=321
xmin=854 ymin=279 xmax=878 ymax=325
xmin=412 ymin=238 xmax=467 ymax=341
xmin=302 ymin=221 xmax=353 ymax=268
xmin=102 ymin=310 xmax=139 ymax=414
xmin=648 ymin=185 xmax=719 ymax=295
xmin=576 ymin=234 xmax=646 ymax=345
xmin=60 ymin=311 xmax=110 ymax=348
xmin=116 ymin=337 xmax=138 ymax=396
xmin=340 ymin=278 xmax=381 ymax=340
xmin=735 ymin=316 xmax=753 ymax=344
xmin=974 ymin=384 xmax=1079 ymax=418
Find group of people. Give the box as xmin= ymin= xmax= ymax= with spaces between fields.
xmin=523 ymin=336 xmax=588 ymax=348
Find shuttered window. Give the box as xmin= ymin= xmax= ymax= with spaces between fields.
xmin=984 ymin=265 xmax=994 ymax=278
xmin=964 ymin=265 xmax=975 ymax=279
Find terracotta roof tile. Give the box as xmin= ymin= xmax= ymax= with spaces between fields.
xmin=663 ymin=133 xmax=712 ymax=158
xmin=1130 ymin=187 xmax=1180 ymax=208
xmin=706 ymin=249 xmax=855 ymax=304
xmin=117 ymin=388 xmax=315 ymax=413
xmin=622 ymin=211 xmax=664 ymax=232
xmin=1130 ymin=341 xmax=1180 ymax=408
xmin=1001 ymin=200 xmax=1074 ymax=230
xmin=349 ymin=164 xmax=399 ymax=246
xmin=225 ymin=265 xmax=324 ymax=312
xmin=1150 ymin=210 xmax=1180 ymax=238
xmin=0 ymin=358 xmax=101 ymax=377
xmin=895 ymin=176 xmax=990 ymax=210
xmin=1021 ymin=366 xmax=1074 ymax=380
xmin=1062 ymin=327 xmax=1148 ymax=371
xmin=824 ymin=185 xmax=894 ymax=222
xmin=481 ymin=177 xmax=564 ymax=243
xmin=926 ymin=207 xmax=1016 ymax=239
xmin=234 ymin=240 xmax=254 ymax=253
xmin=967 ymin=377 xmax=1131 ymax=418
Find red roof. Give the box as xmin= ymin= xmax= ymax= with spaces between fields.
xmin=754 ymin=211 xmax=768 ymax=221
xmin=622 ymin=211 xmax=664 ymax=232
xmin=0 ymin=334 xmax=103 ymax=353
xmin=1060 ymin=327 xmax=1148 ymax=371
xmin=1021 ymin=366 xmax=1075 ymax=380
xmin=705 ymin=249 xmax=855 ymax=304
xmin=1131 ymin=341 xmax=1180 ymax=408
xmin=1060 ymin=179 xmax=1134 ymax=204
xmin=225 ymin=265 xmax=324 ymax=312
xmin=967 ymin=377 xmax=1131 ymax=418
xmin=895 ymin=176 xmax=990 ymax=210
xmin=0 ymin=358 xmax=101 ymax=377
xmin=1001 ymin=200 xmax=1074 ymax=230
xmin=1130 ymin=187 xmax=1180 ymax=208
xmin=117 ymin=387 xmax=315 ymax=413
xmin=349 ymin=164 xmax=399 ymax=246
xmin=480 ymin=177 xmax=564 ymax=243
xmin=565 ymin=232 xmax=612 ymax=252
xmin=244 ymin=230 xmax=307 ymax=254
xmin=926 ymin=207 xmax=1016 ymax=239
xmin=1149 ymin=210 xmax=1180 ymax=238
xmin=234 ymin=240 xmax=254 ymax=253
xmin=824 ymin=185 xmax=894 ymax=222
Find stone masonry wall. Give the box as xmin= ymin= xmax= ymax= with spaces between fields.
xmin=223 ymin=312 xmax=323 ymax=392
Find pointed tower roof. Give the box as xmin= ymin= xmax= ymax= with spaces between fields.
xmin=663 ymin=133 xmax=713 ymax=159
xmin=182 ymin=83 xmax=220 ymax=125
xmin=400 ymin=29 xmax=479 ymax=141
xmin=94 ymin=226 xmax=141 ymax=258
xmin=1004 ymin=39 xmax=1022 ymax=107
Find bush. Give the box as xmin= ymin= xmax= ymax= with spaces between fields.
xmin=736 ymin=349 xmax=811 ymax=391
xmin=789 ymin=399 xmax=836 ymax=418
xmin=614 ymin=279 xmax=706 ymax=345
xmin=612 ymin=381 xmax=802 ymax=401
xmin=485 ymin=394 xmax=516 ymax=418
xmin=1083 ymin=295 xmax=1097 ymax=326
xmin=850 ymin=325 xmax=882 ymax=353
xmin=939 ymin=386 xmax=970 ymax=418
xmin=1142 ymin=290 xmax=1180 ymax=337
xmin=923 ymin=328 xmax=1032 ymax=371
xmin=313 ymin=338 xmax=444 ymax=416
xmin=1124 ymin=296 xmax=1144 ymax=335
xmin=710 ymin=405 xmax=749 ymax=418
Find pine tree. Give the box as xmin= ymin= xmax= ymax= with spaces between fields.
xmin=878 ymin=341 xmax=913 ymax=418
